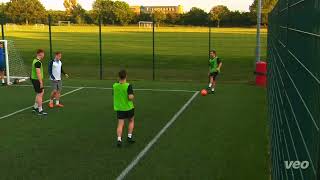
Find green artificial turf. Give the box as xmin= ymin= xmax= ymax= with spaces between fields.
xmin=0 ymin=80 xmax=268 ymax=180
xmin=1 ymin=25 xmax=268 ymax=179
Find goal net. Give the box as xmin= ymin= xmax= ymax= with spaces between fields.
xmin=138 ymin=21 xmax=154 ymax=28
xmin=0 ymin=40 xmax=29 ymax=85
xmin=58 ymin=21 xmax=71 ymax=26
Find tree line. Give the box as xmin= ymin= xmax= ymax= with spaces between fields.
xmin=0 ymin=0 xmax=277 ymax=27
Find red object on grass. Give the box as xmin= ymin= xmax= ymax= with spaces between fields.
xmin=255 ymin=61 xmax=267 ymax=87
xmin=201 ymin=89 xmax=208 ymax=96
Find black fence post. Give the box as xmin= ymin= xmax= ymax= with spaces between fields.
xmin=208 ymin=22 xmax=211 ymax=59
xmin=1 ymin=18 xmax=4 ymax=40
xmin=1 ymin=6 xmax=5 ymax=40
xmin=48 ymin=15 xmax=53 ymax=60
xmin=152 ymin=15 xmax=155 ymax=81
xmin=99 ymin=15 xmax=103 ymax=80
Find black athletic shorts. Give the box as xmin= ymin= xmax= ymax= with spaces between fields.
xmin=117 ymin=109 xmax=135 ymax=120
xmin=31 ymin=79 xmax=43 ymax=93
xmin=209 ymin=72 xmax=219 ymax=80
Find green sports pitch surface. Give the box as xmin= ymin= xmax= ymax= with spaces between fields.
xmin=0 ymin=79 xmax=268 ymax=180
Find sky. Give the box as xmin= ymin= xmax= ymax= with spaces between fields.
xmin=0 ymin=0 xmax=255 ymax=12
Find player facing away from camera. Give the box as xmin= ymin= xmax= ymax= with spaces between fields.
xmin=48 ymin=52 xmax=69 ymax=108
xmin=0 ymin=43 xmax=5 ymax=85
xmin=31 ymin=49 xmax=47 ymax=115
xmin=208 ymin=50 xmax=223 ymax=93
xmin=113 ymin=70 xmax=135 ymax=147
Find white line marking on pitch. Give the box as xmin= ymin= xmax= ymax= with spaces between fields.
xmin=13 ymin=85 xmax=197 ymax=93
xmin=0 ymin=87 xmax=84 ymax=120
xmin=116 ymin=91 xmax=199 ymax=180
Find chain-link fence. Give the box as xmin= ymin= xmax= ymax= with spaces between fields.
xmin=268 ymin=0 xmax=320 ymax=179
xmin=1 ymin=14 xmax=266 ymax=82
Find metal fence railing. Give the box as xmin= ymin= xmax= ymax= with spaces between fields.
xmin=268 ymin=0 xmax=320 ymax=179
xmin=0 ymin=14 xmax=267 ymax=82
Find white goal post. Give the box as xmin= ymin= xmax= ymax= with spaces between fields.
xmin=138 ymin=21 xmax=154 ymax=28
xmin=0 ymin=40 xmax=29 ymax=85
xmin=58 ymin=21 xmax=71 ymax=26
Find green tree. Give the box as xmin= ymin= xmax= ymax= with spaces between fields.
xmin=134 ymin=12 xmax=152 ymax=23
xmin=250 ymin=0 xmax=278 ymax=25
xmin=70 ymin=4 xmax=86 ymax=24
xmin=0 ymin=3 xmax=6 ymax=18
xmin=182 ymin=7 xmax=208 ymax=26
xmin=153 ymin=10 xmax=166 ymax=25
xmin=83 ymin=11 xmax=95 ymax=24
xmin=6 ymin=0 xmax=46 ymax=24
xmin=210 ymin=5 xmax=230 ymax=28
xmin=222 ymin=11 xmax=256 ymax=27
xmin=92 ymin=0 xmax=134 ymax=25
xmin=64 ymin=0 xmax=78 ymax=16
xmin=48 ymin=10 xmax=68 ymax=23
xmin=165 ymin=13 xmax=181 ymax=25
xmin=113 ymin=1 xmax=134 ymax=25
xmin=92 ymin=0 xmax=115 ymax=24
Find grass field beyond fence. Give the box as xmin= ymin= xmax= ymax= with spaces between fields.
xmin=4 ymin=26 xmax=267 ymax=82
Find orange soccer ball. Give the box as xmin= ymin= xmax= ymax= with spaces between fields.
xmin=201 ymin=89 xmax=208 ymax=96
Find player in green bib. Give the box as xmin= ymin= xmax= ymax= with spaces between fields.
xmin=208 ymin=50 xmax=223 ymax=93
xmin=31 ymin=49 xmax=47 ymax=115
xmin=113 ymin=70 xmax=135 ymax=147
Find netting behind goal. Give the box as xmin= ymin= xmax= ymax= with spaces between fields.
xmin=1 ymin=40 xmax=29 ymax=84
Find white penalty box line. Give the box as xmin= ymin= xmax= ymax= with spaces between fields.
xmin=0 ymin=87 xmax=84 ymax=120
xmin=3 ymin=85 xmax=200 ymax=178
xmin=15 ymin=84 xmax=198 ymax=93
xmin=116 ymin=91 xmax=199 ymax=180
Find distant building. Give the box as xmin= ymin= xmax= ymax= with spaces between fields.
xmin=130 ymin=5 xmax=184 ymax=15
xmin=130 ymin=6 xmax=141 ymax=14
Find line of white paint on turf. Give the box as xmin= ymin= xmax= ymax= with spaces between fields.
xmin=11 ymin=84 xmax=82 ymax=90
xmin=65 ymin=86 xmax=197 ymax=93
xmin=0 ymin=87 xmax=84 ymax=120
xmin=12 ymin=85 xmax=197 ymax=93
xmin=116 ymin=91 xmax=199 ymax=180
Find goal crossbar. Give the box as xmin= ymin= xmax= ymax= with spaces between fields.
xmin=58 ymin=21 xmax=71 ymax=26
xmin=138 ymin=21 xmax=154 ymax=28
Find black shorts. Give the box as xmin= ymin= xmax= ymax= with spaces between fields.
xmin=117 ymin=109 xmax=135 ymax=120
xmin=209 ymin=72 xmax=219 ymax=80
xmin=31 ymin=79 xmax=43 ymax=93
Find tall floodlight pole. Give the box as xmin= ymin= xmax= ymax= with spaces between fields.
xmin=256 ymin=0 xmax=262 ymax=63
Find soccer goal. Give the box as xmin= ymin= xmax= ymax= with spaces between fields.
xmin=138 ymin=21 xmax=154 ymax=28
xmin=0 ymin=40 xmax=29 ymax=85
xmin=58 ymin=21 xmax=71 ymax=26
